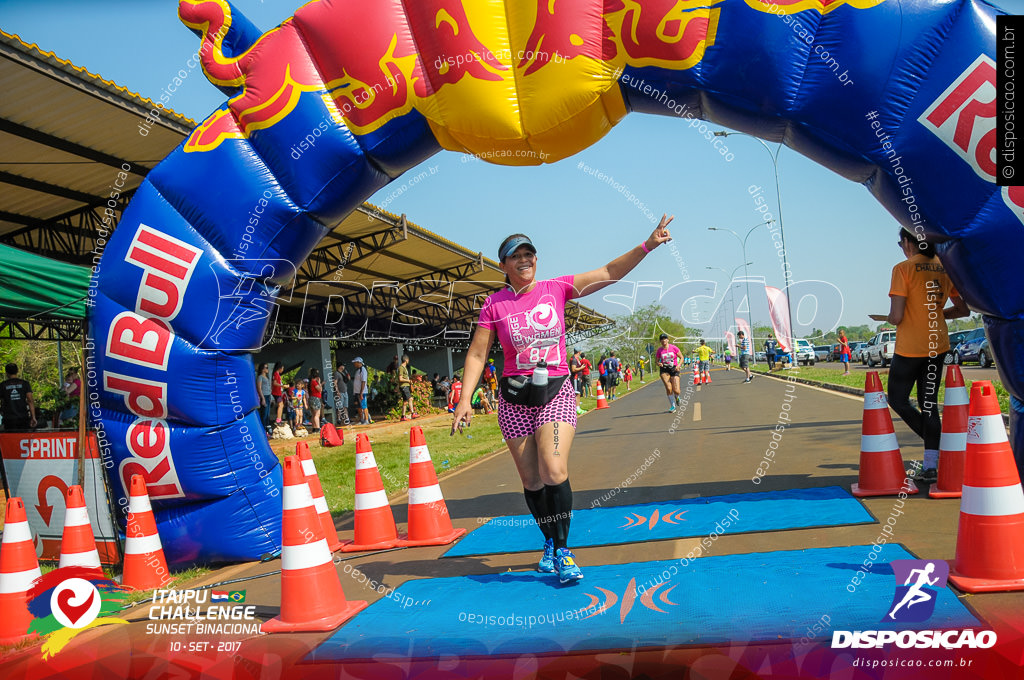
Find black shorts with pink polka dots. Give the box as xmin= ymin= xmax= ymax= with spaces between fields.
xmin=498 ymin=376 xmax=577 ymax=440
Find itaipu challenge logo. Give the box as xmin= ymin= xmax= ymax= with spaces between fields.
xmin=25 ymin=566 xmax=130 ymax=658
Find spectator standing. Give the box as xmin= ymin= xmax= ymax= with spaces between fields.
xmin=764 ymin=336 xmax=778 ymax=371
xmin=605 ymin=351 xmax=621 ymax=400
xmin=624 ymin=364 xmax=633 ymax=391
xmin=271 ymin=362 xmax=285 ymax=424
xmin=398 ymin=355 xmax=418 ymax=421
xmin=637 ymin=356 xmax=646 ymax=382
xmin=60 ymin=367 xmax=82 ymax=422
xmin=838 ymin=329 xmax=853 ymax=376
xmin=448 ymin=375 xmax=463 ymax=412
xmin=886 ymin=228 xmax=969 ymax=481
xmin=333 ymin=364 xmax=350 ymax=425
xmin=308 ymin=368 xmax=323 ymax=432
xmin=1 ymin=363 xmax=36 ymax=430
xmin=580 ymin=353 xmax=593 ymax=397
xmin=292 ymin=379 xmax=307 ymax=431
xmin=482 ymin=358 xmax=499 ymax=403
xmin=569 ymin=349 xmax=587 ymax=415
xmin=352 ymin=357 xmax=372 ymax=425
xmin=256 ymin=363 xmax=272 ymax=425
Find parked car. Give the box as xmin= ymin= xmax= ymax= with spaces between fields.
xmin=951 ymin=327 xmax=986 ymax=365
xmin=794 ymin=339 xmax=816 ymax=366
xmin=954 ymin=329 xmax=993 ymax=367
xmin=947 ymin=329 xmax=974 ymax=355
xmin=814 ymin=345 xmax=831 ymax=362
xmin=850 ymin=342 xmax=867 ymax=362
xmin=755 ymin=351 xmax=767 ymax=362
xmin=863 ymin=330 xmax=897 ymax=367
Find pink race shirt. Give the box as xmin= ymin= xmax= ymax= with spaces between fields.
xmin=655 ymin=344 xmax=682 ymax=368
xmin=478 ymin=275 xmax=576 ymax=377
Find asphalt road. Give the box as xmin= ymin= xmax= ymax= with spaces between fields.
xmin=7 ymin=368 xmax=1022 ymax=677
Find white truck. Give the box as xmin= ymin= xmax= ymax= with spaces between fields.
xmin=863 ymin=330 xmax=897 ymax=367
xmin=794 ymin=339 xmax=816 ymax=366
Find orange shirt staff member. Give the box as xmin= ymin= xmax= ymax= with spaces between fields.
xmin=886 ymin=229 xmax=969 ymax=482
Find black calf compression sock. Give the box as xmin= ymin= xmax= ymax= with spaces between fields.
xmin=544 ymin=479 xmax=573 ymax=550
xmin=523 ymin=487 xmax=553 ymax=541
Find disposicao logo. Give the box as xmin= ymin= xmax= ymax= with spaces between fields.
xmin=832 ymin=559 xmax=997 ymax=650
xmin=25 ymin=566 xmax=130 ymax=659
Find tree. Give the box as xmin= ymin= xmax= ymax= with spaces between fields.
xmin=582 ymin=303 xmax=697 ymax=366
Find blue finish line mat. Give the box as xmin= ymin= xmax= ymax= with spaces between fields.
xmin=442 ymin=486 xmax=875 ymax=558
xmin=307 ymin=544 xmax=980 ymax=661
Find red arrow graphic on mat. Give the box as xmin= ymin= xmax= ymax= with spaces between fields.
xmin=35 ymin=475 xmax=68 ymax=525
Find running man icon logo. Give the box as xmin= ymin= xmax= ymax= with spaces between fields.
xmin=885 ymin=559 xmax=949 ymax=623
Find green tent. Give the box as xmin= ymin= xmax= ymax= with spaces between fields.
xmin=0 ymin=243 xmax=91 ymax=320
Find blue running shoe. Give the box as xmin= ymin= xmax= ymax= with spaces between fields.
xmin=555 ymin=547 xmax=584 ymax=583
xmin=669 ymin=405 xmax=676 ymax=413
xmin=537 ymin=538 xmax=556 ymax=573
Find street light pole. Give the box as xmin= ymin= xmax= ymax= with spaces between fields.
xmin=714 ymin=130 xmax=794 ymax=348
xmin=706 ymin=262 xmax=751 ymax=345
xmin=708 ymin=222 xmax=772 ymax=339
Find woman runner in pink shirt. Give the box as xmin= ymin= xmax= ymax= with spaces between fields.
xmin=655 ymin=333 xmax=684 ymax=412
xmin=452 ymin=216 xmax=674 ymax=583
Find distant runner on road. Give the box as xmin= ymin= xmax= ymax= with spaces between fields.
xmin=656 ymin=333 xmax=683 ymax=412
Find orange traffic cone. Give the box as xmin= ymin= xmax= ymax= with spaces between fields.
xmin=948 ymin=381 xmax=1024 ymax=592
xmin=262 ymin=456 xmax=367 ymax=632
xmin=341 ymin=434 xmax=400 ymax=552
xmin=852 ymin=372 xmax=918 ymax=497
xmin=122 ymin=475 xmax=172 ymax=591
xmin=296 ymin=441 xmax=342 ymax=552
xmin=692 ymin=364 xmax=700 ymax=386
xmin=594 ymin=384 xmax=610 ymax=409
xmin=930 ymin=365 xmax=969 ymax=499
xmin=397 ymin=427 xmax=467 ymax=547
xmin=0 ymin=497 xmax=42 ymax=645
xmin=58 ymin=485 xmax=103 ymax=574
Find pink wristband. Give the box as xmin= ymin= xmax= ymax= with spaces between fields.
xmin=641 ymin=241 xmax=651 ymax=253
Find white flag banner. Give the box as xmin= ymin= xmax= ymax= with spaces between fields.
xmin=765 ymin=286 xmax=794 ymax=352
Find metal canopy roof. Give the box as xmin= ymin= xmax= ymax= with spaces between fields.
xmin=0 ymin=30 xmax=611 ymax=344
xmin=0 ymin=30 xmax=194 ymax=260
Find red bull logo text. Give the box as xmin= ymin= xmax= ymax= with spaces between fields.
xmin=103 ymin=225 xmax=199 ymax=499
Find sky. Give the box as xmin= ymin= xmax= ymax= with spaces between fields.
xmin=1 ymin=0 xmax=1015 ymax=340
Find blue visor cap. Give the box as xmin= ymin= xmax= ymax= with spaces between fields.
xmin=499 ymin=236 xmax=536 ymax=261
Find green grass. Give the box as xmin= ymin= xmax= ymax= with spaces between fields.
xmin=274 ymin=380 xmax=657 ymax=515
xmin=294 ymin=416 xmax=508 ymax=514
xmin=754 ymin=366 xmax=1010 ymax=414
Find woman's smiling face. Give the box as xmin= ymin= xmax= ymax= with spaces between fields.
xmin=501 ymin=246 xmax=537 ymax=286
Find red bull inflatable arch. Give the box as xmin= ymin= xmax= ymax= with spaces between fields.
xmin=89 ymin=0 xmax=1019 ymax=565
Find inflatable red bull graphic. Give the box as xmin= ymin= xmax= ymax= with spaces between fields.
xmin=90 ymin=0 xmax=1018 ymax=566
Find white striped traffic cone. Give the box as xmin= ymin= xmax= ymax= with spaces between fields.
xmin=948 ymin=380 xmax=1024 ymax=592
xmin=852 ymin=371 xmax=918 ymax=497
xmin=397 ymin=427 xmax=466 ymax=547
xmin=122 ymin=475 xmax=172 ymax=591
xmin=931 ymin=365 xmax=969 ymax=498
xmin=0 ymin=497 xmax=42 ymax=644
xmin=296 ymin=441 xmax=342 ymax=552
xmin=262 ymin=455 xmax=367 ymax=632
xmin=341 ymin=433 xmax=400 ymax=552
xmin=58 ymin=484 xmax=103 ymax=575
